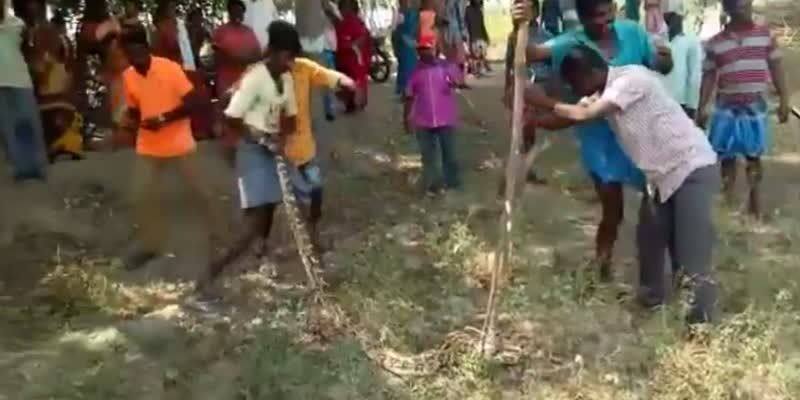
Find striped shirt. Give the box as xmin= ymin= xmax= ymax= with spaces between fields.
xmin=703 ymin=23 xmax=780 ymax=105
xmin=601 ymin=65 xmax=717 ymax=202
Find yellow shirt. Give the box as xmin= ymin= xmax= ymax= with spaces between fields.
xmin=285 ymin=57 xmax=346 ymax=165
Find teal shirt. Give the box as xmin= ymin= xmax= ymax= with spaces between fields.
xmin=545 ymin=19 xmax=655 ymax=186
xmin=0 ymin=14 xmax=33 ymax=89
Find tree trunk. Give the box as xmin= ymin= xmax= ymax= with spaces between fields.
xmin=295 ymin=0 xmax=326 ymax=41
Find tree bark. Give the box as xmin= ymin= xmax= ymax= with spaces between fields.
xmin=295 ymin=0 xmax=326 ymax=41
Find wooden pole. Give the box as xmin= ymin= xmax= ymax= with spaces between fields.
xmin=480 ymin=4 xmax=529 ymax=356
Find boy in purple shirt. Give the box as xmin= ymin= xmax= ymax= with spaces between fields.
xmin=404 ymin=35 xmax=464 ymax=194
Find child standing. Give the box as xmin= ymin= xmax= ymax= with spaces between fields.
xmin=698 ymin=0 xmax=790 ymax=217
xmin=404 ymin=35 xmax=463 ymax=194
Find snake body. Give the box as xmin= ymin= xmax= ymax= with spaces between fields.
xmin=256 ymin=134 xmax=323 ymax=289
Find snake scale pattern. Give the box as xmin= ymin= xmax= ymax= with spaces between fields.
xmin=259 ymin=136 xmax=323 ymax=289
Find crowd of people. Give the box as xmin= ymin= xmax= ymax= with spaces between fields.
xmin=0 ymin=0 xmax=374 ymax=179
xmin=0 ymin=0 xmax=794 ymax=330
xmin=510 ymin=0 xmax=789 ymax=328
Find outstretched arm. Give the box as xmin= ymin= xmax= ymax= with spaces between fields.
xmin=554 ymin=98 xmax=618 ymax=122
xmin=523 ymin=83 xmax=583 ymax=129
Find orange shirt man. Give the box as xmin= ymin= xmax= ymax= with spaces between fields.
xmin=119 ymin=28 xmax=225 ymax=271
xmin=123 ymin=56 xmax=196 ymax=157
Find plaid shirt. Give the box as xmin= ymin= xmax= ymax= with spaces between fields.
xmin=601 ymin=66 xmax=717 ymax=202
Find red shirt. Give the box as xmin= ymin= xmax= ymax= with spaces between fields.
xmin=212 ymin=22 xmax=261 ymax=96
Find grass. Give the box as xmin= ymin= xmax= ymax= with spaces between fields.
xmin=3 ymin=17 xmax=800 ymax=398
xmin=8 ymin=129 xmax=800 ymax=399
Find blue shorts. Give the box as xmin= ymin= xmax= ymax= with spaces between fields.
xmin=235 ymin=138 xmax=322 ymax=210
xmin=577 ymin=120 xmax=645 ymax=190
xmin=708 ymin=98 xmax=769 ymax=159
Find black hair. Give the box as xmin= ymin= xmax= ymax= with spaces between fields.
xmin=340 ymin=0 xmax=361 ymax=14
xmin=664 ymin=12 xmax=683 ymax=34
xmin=51 ymin=10 xmax=68 ymax=26
xmin=120 ymin=27 xmax=150 ymax=48
xmin=530 ymin=0 xmax=540 ymax=15
xmin=267 ymin=20 xmax=303 ymax=56
xmin=575 ymin=0 xmax=613 ymax=20
xmin=721 ymin=0 xmax=735 ymax=11
xmin=187 ymin=7 xmax=203 ymax=19
xmin=154 ymin=0 xmax=176 ymax=22
xmin=560 ymin=44 xmax=608 ymax=80
xmin=227 ymin=0 xmax=246 ymax=11
xmin=722 ymin=0 xmax=748 ymax=13
xmin=82 ymin=0 xmax=110 ymax=22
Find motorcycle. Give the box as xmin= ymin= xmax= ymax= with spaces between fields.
xmin=369 ymin=35 xmax=392 ymax=84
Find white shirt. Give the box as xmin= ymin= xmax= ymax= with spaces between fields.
xmin=0 ymin=12 xmax=33 ymax=88
xmin=601 ymin=66 xmax=717 ymax=202
xmin=323 ymin=1 xmax=341 ymax=51
xmin=661 ymin=33 xmax=703 ymax=109
xmin=243 ymin=0 xmax=278 ymax=50
xmin=225 ymin=64 xmax=297 ymax=136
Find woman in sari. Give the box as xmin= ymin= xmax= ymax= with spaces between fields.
xmin=151 ymin=1 xmax=213 ymax=140
xmin=330 ymin=0 xmax=371 ymax=112
xmin=392 ymin=0 xmax=418 ymax=97
xmin=24 ymin=0 xmax=82 ymax=161
xmin=76 ymin=0 xmax=128 ymax=149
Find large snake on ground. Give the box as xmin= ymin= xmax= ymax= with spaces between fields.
xmin=256 ymin=134 xmax=323 ymax=290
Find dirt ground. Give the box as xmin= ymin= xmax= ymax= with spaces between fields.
xmin=2 ymin=6 xmax=800 ymax=398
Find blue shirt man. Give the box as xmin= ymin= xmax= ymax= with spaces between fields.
xmin=545 ymin=19 xmax=657 ymax=187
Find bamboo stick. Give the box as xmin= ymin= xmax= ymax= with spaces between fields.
xmin=480 ymin=5 xmax=530 ymax=355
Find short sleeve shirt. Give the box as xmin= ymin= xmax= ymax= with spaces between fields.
xmin=600 ymin=65 xmax=717 ymax=201
xmin=286 ymin=58 xmax=345 ymax=165
xmin=546 ymin=20 xmax=656 ymax=79
xmin=405 ymin=60 xmax=460 ymax=129
xmin=224 ymin=63 xmax=297 ymax=136
xmin=0 ymin=14 xmax=33 ymax=88
xmin=703 ymin=23 xmax=780 ymax=105
xmin=212 ymin=23 xmax=261 ymax=95
xmin=122 ymin=56 xmax=196 ymax=157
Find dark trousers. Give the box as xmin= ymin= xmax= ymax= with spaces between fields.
xmin=416 ymin=127 xmax=461 ymax=191
xmin=637 ymin=165 xmax=720 ymax=324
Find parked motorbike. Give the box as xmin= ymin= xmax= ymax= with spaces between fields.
xmin=369 ymin=35 xmax=391 ymax=83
